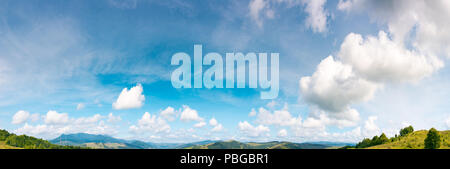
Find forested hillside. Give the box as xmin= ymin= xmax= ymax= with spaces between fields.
xmin=0 ymin=129 xmax=83 ymax=149
xmin=347 ymin=126 xmax=450 ymax=149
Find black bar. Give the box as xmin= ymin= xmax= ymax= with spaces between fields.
xmin=1 ymin=149 xmax=448 ymax=168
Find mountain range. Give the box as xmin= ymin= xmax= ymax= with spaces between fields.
xmin=50 ymin=133 xmax=217 ymax=149
xmin=3 ymin=128 xmax=448 ymax=149
xmin=49 ymin=133 xmax=353 ymax=149
xmin=184 ymin=140 xmax=330 ymax=149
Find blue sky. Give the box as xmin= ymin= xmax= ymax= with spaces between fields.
xmin=0 ymin=0 xmax=449 ymax=143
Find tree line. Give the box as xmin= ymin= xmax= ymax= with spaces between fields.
xmin=345 ymin=125 xmax=442 ymax=149
xmin=354 ymin=125 xmax=415 ymax=148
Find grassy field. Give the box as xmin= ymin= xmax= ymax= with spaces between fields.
xmin=368 ymin=130 xmax=450 ymax=149
xmin=0 ymin=141 xmax=21 ymax=149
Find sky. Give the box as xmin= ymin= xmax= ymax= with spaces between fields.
xmin=0 ymin=0 xmax=449 ymax=143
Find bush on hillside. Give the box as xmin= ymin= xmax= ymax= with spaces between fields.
xmin=424 ymin=128 xmax=441 ymax=149
xmin=400 ymin=126 xmax=414 ymax=136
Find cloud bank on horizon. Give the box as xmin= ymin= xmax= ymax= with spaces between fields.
xmin=0 ymin=0 xmax=449 ymax=143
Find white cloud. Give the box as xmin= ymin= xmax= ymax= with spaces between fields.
xmin=278 ymin=129 xmax=288 ymax=137
xmin=445 ymin=117 xmax=450 ymax=129
xmin=299 ymin=108 xmax=359 ymax=129
xmin=249 ymin=0 xmax=267 ymax=27
xmin=209 ymin=118 xmax=223 ymax=132
xmin=209 ymin=118 xmax=218 ymax=126
xmin=401 ymin=121 xmax=411 ymax=128
xmin=326 ymin=127 xmax=362 ymax=142
xmin=247 ymin=103 xmax=359 ymax=141
xmin=296 ymin=0 xmax=448 ymax=140
xmin=301 ymin=0 xmax=329 ymax=33
xmin=15 ymin=113 xmax=117 ymax=139
xmin=290 ymin=115 xmax=382 ymax=143
xmin=149 ymin=135 xmax=161 ymax=139
xmin=44 ymin=110 xmax=69 ymax=125
xmin=112 ymin=83 xmax=145 ymax=110
xmin=74 ymin=114 xmax=103 ymax=124
xmin=211 ymin=124 xmax=224 ymax=132
xmin=12 ymin=110 xmax=38 ymax=124
xmin=339 ymin=31 xmax=443 ymax=83
xmin=180 ymin=105 xmax=203 ymax=122
xmin=338 ymin=0 xmax=450 ymax=59
xmin=30 ymin=114 xmax=40 ymax=122
xmin=107 ymin=113 xmax=122 ymax=123
xmin=129 ymin=112 xmax=170 ymax=134
xmin=248 ymin=0 xmax=330 ymax=33
xmin=301 ymin=115 xmax=325 ymax=129
xmin=238 ymin=121 xmax=270 ymax=137
xmin=266 ymin=9 xmax=275 ymax=19
xmin=243 ymin=103 xmax=360 ymax=142
xmin=249 ymin=108 xmax=257 ymax=117
xmin=194 ymin=121 xmax=206 ymax=128
xmin=15 ymin=123 xmax=51 ymax=137
xmin=363 ymin=116 xmax=380 ymax=136
xmin=254 ymin=107 xmax=302 ymax=127
xmin=300 ymin=56 xmax=378 ymax=113
xmin=15 ymin=121 xmax=118 ymax=139
xmin=336 ymin=0 xmax=355 ymax=11
xmin=266 ymin=100 xmax=277 ymax=108
xmin=76 ymin=103 xmax=85 ymax=110
xmin=160 ymin=106 xmax=177 ymax=121
xmin=326 ymin=108 xmax=360 ymax=127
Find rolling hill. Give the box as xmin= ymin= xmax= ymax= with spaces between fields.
xmin=0 ymin=141 xmax=21 ymax=149
xmin=7 ymin=127 xmax=449 ymax=149
xmin=50 ymin=133 xmax=157 ymax=149
xmin=0 ymin=129 xmax=81 ymax=149
xmin=50 ymin=133 xmax=217 ymax=149
xmin=51 ymin=133 xmax=126 ymax=145
xmin=367 ymin=130 xmax=450 ymax=149
xmin=50 ymin=133 xmax=334 ymax=149
xmin=184 ymin=140 xmax=330 ymax=149
xmin=1 ymin=130 xmax=349 ymax=149
xmin=306 ymin=141 xmax=355 ymax=147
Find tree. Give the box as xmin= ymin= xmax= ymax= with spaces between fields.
xmin=356 ymin=138 xmax=372 ymax=148
xmin=370 ymin=136 xmax=379 ymax=146
xmin=424 ymin=128 xmax=441 ymax=149
xmin=0 ymin=129 xmax=11 ymax=141
xmin=378 ymin=133 xmax=389 ymax=144
xmin=355 ymin=133 xmax=391 ymax=148
xmin=400 ymin=125 xmax=414 ymax=136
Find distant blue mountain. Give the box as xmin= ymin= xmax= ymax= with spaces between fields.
xmin=305 ymin=141 xmax=355 ymax=147
xmin=50 ymin=133 xmax=155 ymax=148
xmin=51 ymin=133 xmax=126 ymax=145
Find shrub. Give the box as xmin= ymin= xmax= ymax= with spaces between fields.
xmin=400 ymin=126 xmax=414 ymax=136
xmin=424 ymin=128 xmax=441 ymax=149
